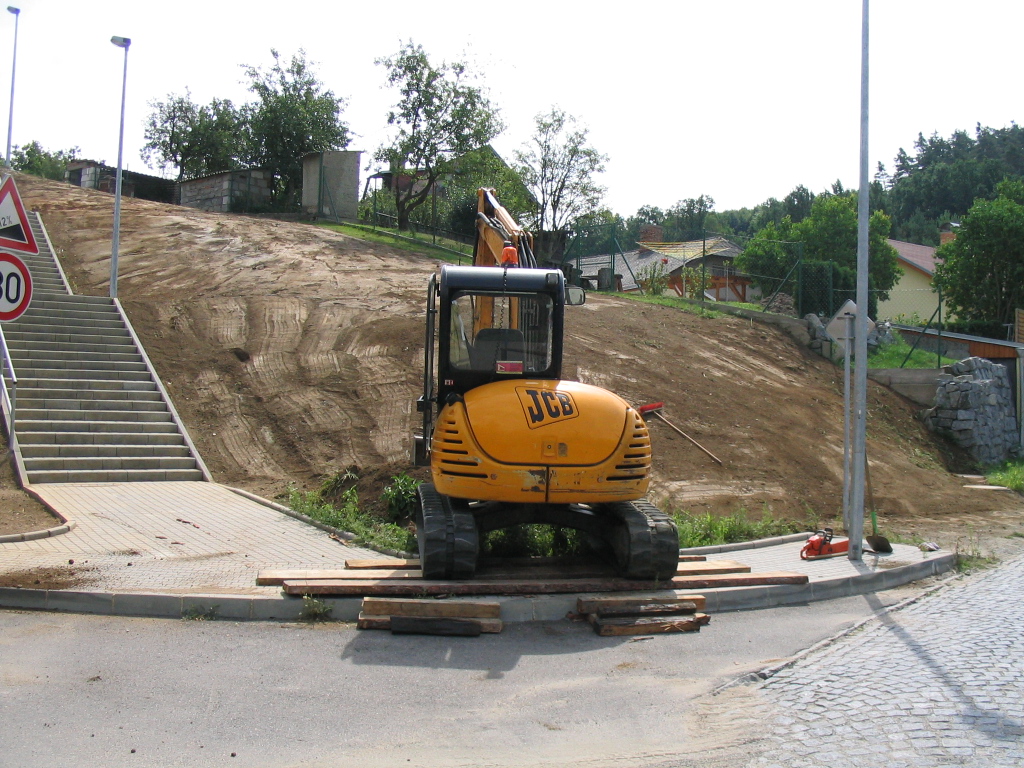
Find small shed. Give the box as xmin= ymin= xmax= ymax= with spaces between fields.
xmin=302 ymin=150 xmax=362 ymax=221
xmin=178 ymin=169 xmax=274 ymax=213
xmin=65 ymin=160 xmax=177 ymax=204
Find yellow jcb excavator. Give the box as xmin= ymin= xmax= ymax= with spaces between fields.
xmin=413 ymin=189 xmax=678 ymax=580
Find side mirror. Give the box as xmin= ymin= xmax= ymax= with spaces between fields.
xmin=565 ymin=286 xmax=586 ymax=306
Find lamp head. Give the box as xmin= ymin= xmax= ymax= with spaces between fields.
xmin=111 ymin=36 xmax=131 ymax=49
xmin=7 ymin=7 xmax=19 ymax=15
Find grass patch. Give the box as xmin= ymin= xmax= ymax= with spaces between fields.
xmin=867 ymin=333 xmax=958 ymax=369
xmin=300 ymin=595 xmax=333 ymax=622
xmin=985 ymin=459 xmax=1024 ymax=493
xmin=719 ymin=301 xmax=763 ymax=312
xmin=670 ymin=507 xmax=815 ymax=549
xmin=287 ymin=485 xmax=416 ymax=553
xmin=617 ymin=291 xmax=722 ymax=318
xmin=953 ymin=530 xmax=998 ymax=573
xmin=315 ymin=221 xmax=470 ymax=263
xmin=182 ymin=605 xmax=219 ymax=621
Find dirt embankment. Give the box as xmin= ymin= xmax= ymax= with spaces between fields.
xmin=14 ymin=173 xmax=1024 ymax=549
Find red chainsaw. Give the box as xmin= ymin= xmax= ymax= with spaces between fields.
xmin=800 ymin=528 xmax=850 ymax=560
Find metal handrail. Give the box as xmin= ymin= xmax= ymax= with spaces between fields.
xmin=0 ymin=323 xmax=17 ymax=438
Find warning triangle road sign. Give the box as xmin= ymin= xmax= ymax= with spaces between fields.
xmin=0 ymin=174 xmax=39 ymax=255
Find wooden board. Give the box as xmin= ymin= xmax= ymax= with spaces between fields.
xmin=282 ymin=572 xmax=808 ymax=597
xmin=676 ymin=560 xmax=750 ymax=576
xmin=577 ymin=592 xmax=707 ymax=614
xmin=361 ymin=597 xmax=501 ymax=619
xmin=357 ymin=612 xmax=503 ymax=633
xmin=591 ymin=601 xmax=698 ymax=618
xmin=260 ymin=560 xmax=747 ymax=586
xmin=589 ymin=612 xmax=711 ymax=637
xmin=345 ymin=559 xmax=420 ymax=570
xmin=389 ymin=615 xmax=483 ymax=637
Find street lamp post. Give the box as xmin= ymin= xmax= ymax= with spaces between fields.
xmin=5 ymin=6 xmax=19 ymax=167
xmin=110 ymin=35 xmax=130 ymax=298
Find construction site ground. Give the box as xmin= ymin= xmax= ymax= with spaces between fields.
xmin=3 ymin=172 xmax=1024 ymax=580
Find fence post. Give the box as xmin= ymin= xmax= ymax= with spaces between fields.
xmin=1017 ymin=348 xmax=1024 ymax=453
xmin=796 ymin=260 xmax=803 ymax=317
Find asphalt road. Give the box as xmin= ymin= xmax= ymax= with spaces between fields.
xmin=0 ymin=590 xmax=919 ymax=768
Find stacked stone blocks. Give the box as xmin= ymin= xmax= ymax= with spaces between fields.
xmin=924 ymin=357 xmax=1019 ymax=465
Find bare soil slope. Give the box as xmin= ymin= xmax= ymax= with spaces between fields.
xmin=16 ymin=174 xmax=1024 ymax=545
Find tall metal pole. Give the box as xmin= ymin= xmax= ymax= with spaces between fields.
xmin=842 ymin=311 xmax=854 ymax=532
xmin=5 ymin=6 xmax=19 ymax=167
xmin=110 ymin=36 xmax=130 ymax=298
xmin=849 ymin=0 xmax=870 ymax=561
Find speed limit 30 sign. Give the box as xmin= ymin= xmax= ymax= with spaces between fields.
xmin=0 ymin=251 xmax=32 ymax=322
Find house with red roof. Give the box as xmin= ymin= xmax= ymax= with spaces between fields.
xmin=876 ymin=239 xmax=948 ymax=323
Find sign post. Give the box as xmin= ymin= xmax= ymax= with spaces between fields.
xmin=0 ymin=173 xmax=37 ymax=322
xmin=0 ymin=250 xmax=31 ymax=321
xmin=0 ymin=174 xmax=38 ymax=254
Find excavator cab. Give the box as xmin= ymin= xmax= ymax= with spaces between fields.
xmin=411 ymin=190 xmax=678 ymax=581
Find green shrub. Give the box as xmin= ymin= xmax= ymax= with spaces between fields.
xmin=482 ymin=525 xmax=585 ymax=558
xmin=381 ymin=473 xmax=420 ymax=523
xmin=287 ymin=485 xmax=416 ymax=553
xmin=320 ymin=466 xmax=359 ymax=500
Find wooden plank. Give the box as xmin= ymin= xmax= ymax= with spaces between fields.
xmin=389 ymin=615 xmax=483 ymax=637
xmin=282 ymin=572 xmax=808 ymax=597
xmin=592 ymin=601 xmax=698 ymax=618
xmin=361 ymin=597 xmax=501 ymax=619
xmin=577 ymin=593 xmax=707 ymax=614
xmin=262 ymin=560 xmax=746 ymax=586
xmin=676 ymin=560 xmax=750 ymax=576
xmin=357 ymin=612 xmax=503 ymax=633
xmin=670 ymin=572 xmax=806 ymax=589
xmin=589 ymin=613 xmax=711 ymax=637
xmin=345 ymin=559 xmax=420 ymax=570
xmin=678 ymin=555 xmax=708 ymax=562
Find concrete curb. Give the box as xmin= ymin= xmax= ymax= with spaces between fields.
xmin=0 ymin=485 xmax=76 ymax=543
xmin=0 ymin=520 xmax=76 ymax=543
xmin=0 ymin=548 xmax=955 ymax=623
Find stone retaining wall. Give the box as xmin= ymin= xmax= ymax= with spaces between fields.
xmin=923 ymin=357 xmax=1019 ymax=465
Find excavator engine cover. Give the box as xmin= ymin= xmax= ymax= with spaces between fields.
xmin=430 ymin=379 xmax=651 ymax=505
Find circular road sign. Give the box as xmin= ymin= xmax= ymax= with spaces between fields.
xmin=0 ymin=251 xmax=33 ymax=322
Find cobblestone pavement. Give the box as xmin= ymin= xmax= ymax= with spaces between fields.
xmin=0 ymin=482 xmax=382 ymax=594
xmin=747 ymin=552 xmax=1024 ymax=767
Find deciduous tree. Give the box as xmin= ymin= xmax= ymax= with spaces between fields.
xmin=11 ymin=141 xmax=79 ymax=180
xmin=514 ymin=107 xmax=607 ymax=231
xmin=737 ymin=193 xmax=900 ymax=314
xmin=375 ymin=42 xmax=502 ymax=231
xmin=243 ymin=49 xmax=349 ymax=204
xmin=934 ymin=180 xmax=1024 ymax=326
xmin=141 ymin=91 xmax=245 ymax=181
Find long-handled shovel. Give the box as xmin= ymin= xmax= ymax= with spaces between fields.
xmin=864 ymin=459 xmax=893 ymax=553
xmin=638 ymin=402 xmax=723 ymax=466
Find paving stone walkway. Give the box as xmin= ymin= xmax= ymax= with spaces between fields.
xmin=749 ymin=552 xmax=1024 ymax=767
xmin=0 ymin=482 xmax=381 ymax=595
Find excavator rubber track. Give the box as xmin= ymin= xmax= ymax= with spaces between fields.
xmin=599 ymin=499 xmax=680 ymax=581
xmin=416 ymin=483 xmax=479 ymax=580
xmin=415 ymin=482 xmax=679 ymax=581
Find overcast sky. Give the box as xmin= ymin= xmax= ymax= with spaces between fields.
xmin=2 ymin=1 xmax=1019 ymax=217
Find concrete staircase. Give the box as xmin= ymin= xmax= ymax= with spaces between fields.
xmin=1 ymin=212 xmax=209 ymax=484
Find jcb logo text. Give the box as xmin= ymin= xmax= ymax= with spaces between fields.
xmin=516 ymin=388 xmax=579 ymax=429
